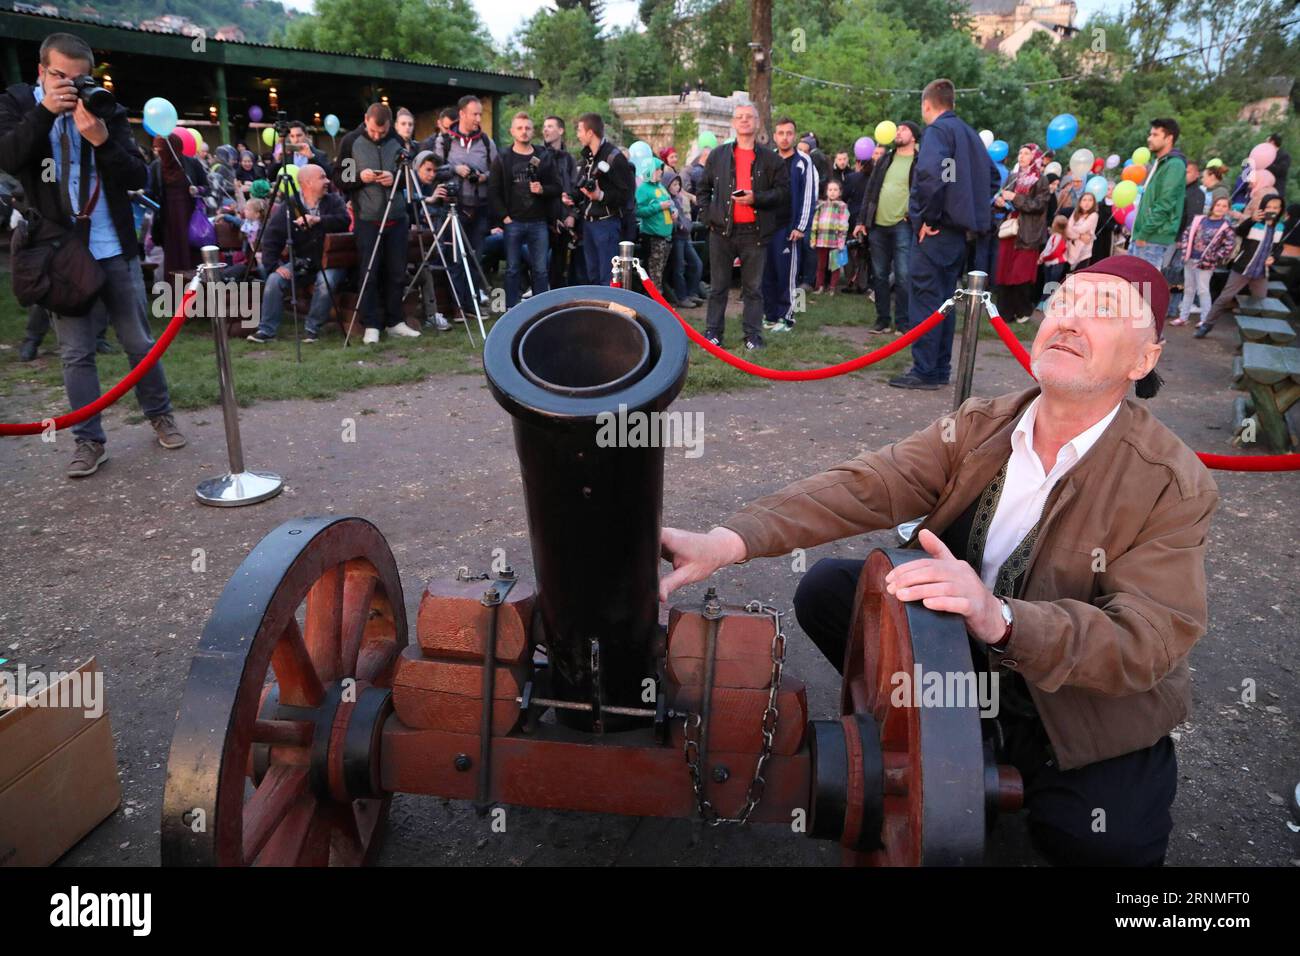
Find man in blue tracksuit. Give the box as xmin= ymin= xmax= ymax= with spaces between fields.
xmin=763 ymin=117 xmax=817 ymax=333
xmin=890 ymin=79 xmax=1001 ymax=389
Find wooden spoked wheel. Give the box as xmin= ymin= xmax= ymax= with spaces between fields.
xmin=162 ymin=517 xmax=407 ymax=866
xmin=837 ymin=548 xmax=988 ymax=866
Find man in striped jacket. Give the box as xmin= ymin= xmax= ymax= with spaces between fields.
xmin=763 ymin=117 xmax=818 ymax=334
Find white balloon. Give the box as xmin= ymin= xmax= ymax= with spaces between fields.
xmin=1043 ymin=161 xmax=1062 ymax=178
xmin=979 ymin=129 xmax=994 ymax=148
xmin=1069 ymin=148 xmax=1094 ymax=178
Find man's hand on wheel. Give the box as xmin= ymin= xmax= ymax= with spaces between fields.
xmin=883 ymin=529 xmax=1005 ymax=644
xmin=658 ymin=526 xmax=747 ymax=603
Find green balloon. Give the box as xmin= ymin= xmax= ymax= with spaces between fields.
xmin=697 ymin=131 xmax=718 ymax=149
xmin=261 ymin=127 xmax=276 ymax=148
xmin=1113 ymin=180 xmax=1138 ymax=208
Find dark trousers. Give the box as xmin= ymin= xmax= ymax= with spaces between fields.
xmin=761 ymin=225 xmax=800 ymax=325
xmin=549 ymin=224 xmax=583 ymax=289
xmin=906 ymin=225 xmax=967 ymax=384
xmin=792 ymin=557 xmax=1177 ymax=867
xmin=705 ymin=225 xmax=766 ymax=344
xmin=354 ymin=219 xmax=410 ymax=329
xmin=867 ymin=220 xmax=913 ymax=329
xmin=448 ymin=205 xmax=490 ymax=314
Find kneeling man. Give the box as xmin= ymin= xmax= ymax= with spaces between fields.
xmin=660 ymin=256 xmax=1218 ymax=866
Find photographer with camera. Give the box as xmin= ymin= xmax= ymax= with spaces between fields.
xmin=336 ymin=103 xmax=418 ymax=344
xmin=423 ymin=96 xmax=496 ymax=272
xmin=272 ymin=119 xmax=332 ymax=180
xmin=245 ymin=164 xmax=349 ymax=344
xmin=571 ymin=112 xmax=635 ymax=287
xmin=411 ymin=150 xmax=454 ymax=331
xmin=541 ymin=115 xmax=581 ymax=288
xmin=0 ymin=32 xmax=186 ymax=477
xmin=489 ymin=112 xmax=560 ymax=309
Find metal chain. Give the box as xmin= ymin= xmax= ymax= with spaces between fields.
xmin=681 ymin=600 xmax=787 ymax=826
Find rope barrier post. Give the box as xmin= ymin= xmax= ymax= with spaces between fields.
xmin=195 ymin=245 xmax=285 ymax=508
xmin=952 ymin=270 xmax=988 ymax=411
xmin=618 ymin=241 xmax=637 ymax=293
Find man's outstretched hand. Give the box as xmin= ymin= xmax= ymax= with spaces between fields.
xmin=883 ymin=529 xmax=1005 ymax=644
xmin=658 ymin=526 xmax=747 ymax=603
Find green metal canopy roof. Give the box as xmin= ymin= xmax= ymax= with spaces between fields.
xmin=0 ymin=8 xmax=540 ymax=96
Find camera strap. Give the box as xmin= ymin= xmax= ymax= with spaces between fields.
xmin=58 ymin=123 xmax=101 ymax=238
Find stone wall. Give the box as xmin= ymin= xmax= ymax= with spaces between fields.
xmin=609 ymin=90 xmax=751 ymax=156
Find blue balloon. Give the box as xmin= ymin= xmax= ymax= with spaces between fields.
xmin=1085 ymin=175 xmax=1108 ymax=201
xmin=142 ymin=97 xmax=178 ymax=138
xmin=1123 ymin=158 xmax=1134 ymax=167
xmin=1045 ymin=113 xmax=1078 ymax=151
xmin=995 ymin=161 xmax=1009 ymax=187
xmin=988 ymin=139 xmax=1009 ymax=162
xmin=323 ymin=114 xmax=340 ymax=137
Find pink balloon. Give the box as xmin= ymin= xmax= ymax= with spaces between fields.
xmin=1248 ymin=142 xmax=1278 ymax=171
xmin=1251 ymin=169 xmax=1275 ymax=193
xmin=179 ymin=129 xmax=197 ymax=157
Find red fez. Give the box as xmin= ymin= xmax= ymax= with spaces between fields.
xmin=1074 ymin=254 xmax=1169 ymax=341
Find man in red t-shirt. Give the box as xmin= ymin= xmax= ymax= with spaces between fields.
xmin=694 ymin=104 xmax=789 ymax=350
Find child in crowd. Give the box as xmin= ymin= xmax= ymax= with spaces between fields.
xmin=635 ymin=159 xmax=674 ymax=291
xmin=1035 ymin=215 xmax=1069 ymax=319
xmin=666 ymin=176 xmax=703 ymax=308
xmin=1173 ymin=195 xmax=1237 ymax=326
xmin=810 ymin=179 xmax=849 ymax=294
xmin=1065 ymin=191 xmax=1098 ymax=270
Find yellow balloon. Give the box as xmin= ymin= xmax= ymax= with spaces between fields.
xmin=282 ymin=163 xmax=299 ymax=182
xmin=1113 ymin=180 xmax=1137 ymax=208
xmin=1131 ymin=146 xmax=1151 ymax=167
xmin=874 ymin=120 xmax=897 ymax=146
xmin=262 ymin=127 xmax=276 ymax=148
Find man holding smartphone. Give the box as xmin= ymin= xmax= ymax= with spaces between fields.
xmin=695 ymin=103 xmax=789 ymax=351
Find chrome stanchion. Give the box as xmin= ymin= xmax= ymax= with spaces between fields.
xmin=195 ymin=246 xmax=285 ymax=507
xmin=952 ymin=271 xmax=988 ymax=410
xmin=617 ymin=240 xmax=636 ymax=292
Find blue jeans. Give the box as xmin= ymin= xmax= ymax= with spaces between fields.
xmin=906 ymin=226 xmax=967 ymax=384
xmin=54 ymin=254 xmax=172 ymax=445
xmin=582 ymin=217 xmax=622 ymax=287
xmin=669 ymin=233 xmax=702 ymax=301
xmin=867 ymin=220 xmax=913 ymax=328
xmin=1128 ymin=241 xmax=1171 ymax=270
xmin=504 ymin=220 xmax=550 ymax=308
xmin=761 ymin=226 xmax=800 ymax=324
xmin=257 ymin=268 xmax=346 ymax=337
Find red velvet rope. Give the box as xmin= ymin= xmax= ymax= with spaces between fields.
xmin=0 ymin=288 xmax=196 ymax=437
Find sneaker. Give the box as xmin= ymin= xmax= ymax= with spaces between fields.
xmin=477 ymin=289 xmax=490 ymax=305
xmin=1015 ymin=314 xmax=1030 ymax=324
xmin=1192 ymin=323 xmax=1210 ymax=339
xmin=703 ymin=334 xmax=722 ymax=347
xmin=868 ymin=324 xmax=889 ymax=335
xmin=433 ymin=313 xmax=451 ymax=331
xmin=388 ymin=322 xmax=421 ymax=338
xmin=1169 ymin=317 xmax=1188 ymax=327
xmin=18 ymin=340 xmax=39 ymax=361
xmin=744 ymin=337 xmax=763 ymax=351
xmin=150 ymin=413 xmax=187 ymax=449
xmin=770 ymin=321 xmax=793 ymax=334
xmin=451 ymin=311 xmax=467 ymax=324
xmin=887 ymin=373 xmax=943 ymax=390
xmin=363 ymin=327 xmax=381 ymax=344
xmin=303 ymin=332 xmax=319 ymax=343
xmin=67 ymin=440 xmax=107 ymax=478
xmin=762 ymin=319 xmax=780 ymax=331
xmin=521 ymin=289 xmax=533 ymax=300
xmin=246 ymin=332 xmax=273 ymax=343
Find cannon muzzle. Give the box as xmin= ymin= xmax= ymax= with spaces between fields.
xmin=484 ymin=286 xmax=689 ymax=729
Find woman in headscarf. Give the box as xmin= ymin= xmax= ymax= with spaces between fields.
xmin=146 ymin=132 xmax=207 ymax=279
xmin=993 ymin=143 xmax=1052 ymax=321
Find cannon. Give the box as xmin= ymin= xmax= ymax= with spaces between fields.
xmin=161 ymin=286 xmax=1023 ymax=866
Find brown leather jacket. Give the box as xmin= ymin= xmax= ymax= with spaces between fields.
xmin=720 ymin=387 xmax=1219 ymax=770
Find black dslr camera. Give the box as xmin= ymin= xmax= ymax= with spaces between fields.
xmin=434 ymin=164 xmax=460 ymax=201
xmin=70 ymin=74 xmax=115 ymax=119
xmin=577 ymin=160 xmax=610 ymax=194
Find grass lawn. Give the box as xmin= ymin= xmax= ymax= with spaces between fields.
xmin=0 ymin=271 xmax=1035 ymax=419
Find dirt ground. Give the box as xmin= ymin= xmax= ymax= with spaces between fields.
xmin=1 ymin=296 xmax=1297 ymax=867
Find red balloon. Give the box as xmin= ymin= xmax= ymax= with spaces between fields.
xmin=1121 ymin=164 xmax=1146 ymax=184
xmin=1091 ymin=158 xmax=1104 ymax=173
xmin=179 ymin=129 xmax=197 ymax=157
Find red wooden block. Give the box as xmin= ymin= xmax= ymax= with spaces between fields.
xmin=416 ymin=578 xmax=535 ymax=663
xmin=391 ymin=646 xmax=529 ymax=735
xmin=666 ymin=605 xmax=779 ymax=689
xmin=668 ymin=677 xmax=807 ymax=755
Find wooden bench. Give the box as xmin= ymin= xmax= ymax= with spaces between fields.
xmin=1232 ymin=342 xmax=1300 ymax=452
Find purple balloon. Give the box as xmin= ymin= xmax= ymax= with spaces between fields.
xmin=248 ymin=105 xmax=264 ymax=123
xmin=1122 ymin=209 xmax=1137 ymax=231
xmin=854 ymin=136 xmax=876 ymax=161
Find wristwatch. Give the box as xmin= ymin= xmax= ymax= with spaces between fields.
xmin=990 ymin=597 xmax=1013 ymax=652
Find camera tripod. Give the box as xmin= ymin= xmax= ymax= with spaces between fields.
xmin=345 ymin=154 xmax=491 ymax=347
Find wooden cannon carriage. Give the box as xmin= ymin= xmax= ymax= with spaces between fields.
xmin=161 ymin=287 xmax=1023 ymax=866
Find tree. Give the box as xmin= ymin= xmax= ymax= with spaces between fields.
xmin=286 ymin=0 xmax=494 ymax=66
xmin=513 ymin=6 xmax=606 ymax=96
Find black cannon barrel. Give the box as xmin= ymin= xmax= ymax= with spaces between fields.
xmin=484 ymin=286 xmax=689 ymax=730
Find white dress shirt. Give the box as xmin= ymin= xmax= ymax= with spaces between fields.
xmin=979 ymin=396 xmax=1122 ymax=590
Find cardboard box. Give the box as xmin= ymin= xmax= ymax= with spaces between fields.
xmin=0 ymin=658 xmax=121 ymax=866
